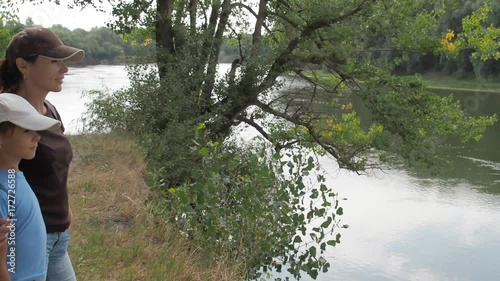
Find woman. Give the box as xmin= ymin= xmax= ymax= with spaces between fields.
xmin=0 ymin=27 xmax=85 ymax=281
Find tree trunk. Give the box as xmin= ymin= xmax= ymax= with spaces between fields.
xmin=156 ymin=0 xmax=175 ymax=79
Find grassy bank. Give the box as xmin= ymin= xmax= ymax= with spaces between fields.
xmin=300 ymin=69 xmax=500 ymax=94
xmin=421 ymin=73 xmax=500 ymax=93
xmin=67 ymin=134 xmax=244 ymax=281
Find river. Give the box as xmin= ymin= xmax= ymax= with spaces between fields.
xmin=51 ymin=64 xmax=500 ymax=281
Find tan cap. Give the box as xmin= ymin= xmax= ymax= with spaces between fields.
xmin=0 ymin=93 xmax=60 ymax=131
xmin=6 ymin=28 xmax=85 ymax=63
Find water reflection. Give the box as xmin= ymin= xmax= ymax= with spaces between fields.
xmin=408 ymin=89 xmax=500 ymax=195
xmin=307 ymin=156 xmax=500 ymax=281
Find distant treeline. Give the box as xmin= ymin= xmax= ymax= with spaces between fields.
xmin=0 ymin=17 xmax=240 ymax=65
xmin=220 ymin=0 xmax=500 ymax=80
xmin=1 ymin=0 xmax=499 ymax=79
xmin=0 ymin=17 xmax=155 ymax=65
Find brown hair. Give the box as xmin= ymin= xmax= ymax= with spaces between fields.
xmin=0 ymin=121 xmax=17 ymax=136
xmin=0 ymin=56 xmax=38 ymax=93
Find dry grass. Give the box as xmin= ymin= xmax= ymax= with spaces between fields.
xmin=67 ymin=134 xmax=245 ymax=281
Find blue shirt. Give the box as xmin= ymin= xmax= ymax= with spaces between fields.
xmin=0 ymin=170 xmax=46 ymax=281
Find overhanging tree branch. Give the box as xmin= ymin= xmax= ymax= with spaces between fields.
xmin=252 ymin=99 xmax=361 ymax=170
xmin=230 ymin=2 xmax=274 ymax=36
xmin=255 ymin=0 xmax=375 ymax=97
xmin=236 ymin=115 xmax=300 ymax=152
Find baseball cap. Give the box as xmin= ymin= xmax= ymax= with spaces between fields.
xmin=5 ymin=27 xmax=85 ymax=63
xmin=0 ymin=93 xmax=60 ymax=131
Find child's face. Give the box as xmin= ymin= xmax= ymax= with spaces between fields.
xmin=0 ymin=126 xmax=41 ymax=160
xmin=23 ymin=56 xmax=69 ymax=93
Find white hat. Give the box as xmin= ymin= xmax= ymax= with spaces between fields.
xmin=0 ymin=93 xmax=60 ymax=131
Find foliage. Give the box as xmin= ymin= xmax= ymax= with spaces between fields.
xmin=458 ymin=2 xmax=500 ymax=60
xmin=0 ymin=17 xmax=24 ymax=57
xmin=162 ymin=124 xmax=342 ymax=280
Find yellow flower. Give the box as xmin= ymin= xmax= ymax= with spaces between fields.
xmin=445 ymin=30 xmax=455 ymax=41
xmin=441 ymin=30 xmax=457 ymax=53
xmin=141 ymin=38 xmax=152 ymax=46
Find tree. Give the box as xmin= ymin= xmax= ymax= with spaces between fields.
xmin=25 ymin=17 xmax=35 ymax=27
xmin=92 ymin=0 xmax=497 ymax=169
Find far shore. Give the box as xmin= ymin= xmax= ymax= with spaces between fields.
xmin=428 ymin=85 xmax=500 ymax=94
xmin=69 ymin=62 xmax=500 ymax=94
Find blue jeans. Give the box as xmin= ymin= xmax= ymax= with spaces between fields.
xmin=46 ymin=230 xmax=76 ymax=281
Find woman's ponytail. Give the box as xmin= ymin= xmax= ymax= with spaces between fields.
xmin=0 ymin=59 xmax=21 ymax=93
xmin=0 ymin=55 xmax=36 ymax=93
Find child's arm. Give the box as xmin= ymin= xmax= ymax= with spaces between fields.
xmin=0 ymin=239 xmax=11 ymax=281
xmin=0 ymin=218 xmax=11 ymax=281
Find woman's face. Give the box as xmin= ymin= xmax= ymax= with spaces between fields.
xmin=23 ymin=56 xmax=69 ymax=93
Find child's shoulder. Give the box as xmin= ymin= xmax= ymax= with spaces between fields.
xmin=0 ymin=170 xmax=25 ymax=187
xmin=0 ymin=169 xmax=23 ymax=178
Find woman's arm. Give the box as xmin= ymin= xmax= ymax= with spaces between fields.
xmin=68 ymin=206 xmax=74 ymax=232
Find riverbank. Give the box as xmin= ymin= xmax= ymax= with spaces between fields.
xmin=422 ymin=73 xmax=500 ymax=94
xmin=68 ymin=133 xmax=244 ymax=280
xmin=298 ymin=69 xmax=500 ymax=94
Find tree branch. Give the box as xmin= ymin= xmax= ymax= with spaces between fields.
xmin=253 ymin=100 xmax=349 ymax=168
xmin=236 ymin=115 xmax=271 ymax=141
xmin=255 ymin=0 xmax=374 ymax=96
xmin=236 ymin=115 xmax=299 ymax=152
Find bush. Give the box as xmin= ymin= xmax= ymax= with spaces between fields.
xmin=161 ymin=124 xmax=344 ymax=280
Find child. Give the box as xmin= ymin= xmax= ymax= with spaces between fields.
xmin=0 ymin=93 xmax=61 ymax=281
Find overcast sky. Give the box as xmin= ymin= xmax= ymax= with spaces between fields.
xmin=18 ymin=1 xmax=112 ymax=31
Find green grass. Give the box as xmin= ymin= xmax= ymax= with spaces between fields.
xmin=68 ymin=134 xmax=245 ymax=281
xmin=421 ymin=73 xmax=500 ymax=93
xmin=300 ymin=69 xmax=500 ymax=93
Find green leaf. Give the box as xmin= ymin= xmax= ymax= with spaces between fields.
xmin=322 ymin=262 xmax=330 ymax=273
xmin=293 ymin=235 xmax=303 ymax=244
xmin=199 ymin=147 xmax=209 ymax=157
xmin=310 ymin=269 xmax=318 ymax=279
xmin=320 ymin=217 xmax=332 ymax=228
xmin=336 ymin=233 xmax=342 ymax=243
xmin=309 ymin=246 xmax=317 ymax=258
xmin=307 ymin=210 xmax=314 ymax=220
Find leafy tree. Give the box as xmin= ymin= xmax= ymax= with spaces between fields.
xmin=84 ymin=0 xmax=498 ymax=169
xmin=25 ymin=17 xmax=35 ymax=27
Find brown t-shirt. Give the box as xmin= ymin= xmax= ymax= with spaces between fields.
xmin=19 ymin=100 xmax=73 ymax=233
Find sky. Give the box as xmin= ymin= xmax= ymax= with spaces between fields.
xmin=18 ymin=1 xmax=112 ymax=31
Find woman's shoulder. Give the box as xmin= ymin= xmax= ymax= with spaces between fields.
xmin=44 ymin=100 xmax=65 ymax=131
